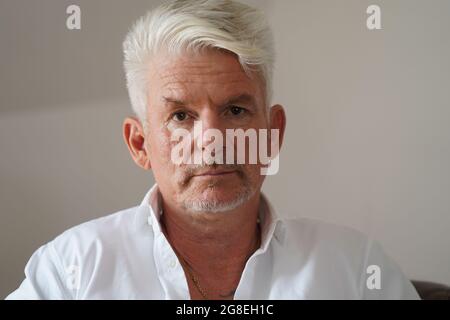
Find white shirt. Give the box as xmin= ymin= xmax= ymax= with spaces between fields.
xmin=6 ymin=184 xmax=419 ymax=300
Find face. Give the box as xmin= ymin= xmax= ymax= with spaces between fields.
xmin=124 ymin=48 xmax=285 ymax=213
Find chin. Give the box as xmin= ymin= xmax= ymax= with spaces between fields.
xmin=201 ymin=186 xmax=237 ymax=201
xmin=182 ymin=184 xmax=256 ymax=213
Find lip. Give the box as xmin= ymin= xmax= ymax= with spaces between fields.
xmin=193 ymin=170 xmax=237 ymax=177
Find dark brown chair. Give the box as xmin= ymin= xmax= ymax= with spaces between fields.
xmin=411 ymin=280 xmax=450 ymax=300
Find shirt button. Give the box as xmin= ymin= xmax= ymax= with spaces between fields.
xmin=169 ymin=259 xmax=177 ymax=268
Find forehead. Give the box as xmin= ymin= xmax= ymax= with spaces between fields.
xmin=147 ymin=49 xmax=264 ymax=105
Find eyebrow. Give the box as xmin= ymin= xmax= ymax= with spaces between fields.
xmin=224 ymin=93 xmax=257 ymax=107
xmin=162 ymin=93 xmax=257 ymax=108
xmin=162 ymin=96 xmax=186 ymax=106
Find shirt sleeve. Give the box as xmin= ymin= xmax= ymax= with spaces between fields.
xmin=360 ymin=238 xmax=420 ymax=300
xmin=5 ymin=242 xmax=71 ymax=300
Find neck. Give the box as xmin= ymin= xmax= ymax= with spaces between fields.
xmin=160 ymin=192 xmax=262 ymax=277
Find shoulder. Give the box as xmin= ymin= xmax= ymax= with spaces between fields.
xmin=280 ymin=216 xmax=370 ymax=255
xmin=275 ymin=217 xmax=419 ymax=299
xmin=58 ymin=206 xmax=138 ymax=236
xmin=274 ymin=217 xmax=371 ymax=281
xmin=6 ymin=206 xmax=146 ymax=299
xmin=50 ymin=206 xmax=140 ymax=261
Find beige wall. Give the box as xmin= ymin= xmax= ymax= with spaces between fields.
xmin=1 ymin=0 xmax=449 ymax=298
xmin=264 ymin=0 xmax=450 ymax=287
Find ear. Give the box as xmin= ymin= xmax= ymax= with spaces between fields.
xmin=122 ymin=117 xmax=151 ymax=170
xmin=269 ymin=104 xmax=287 ymax=150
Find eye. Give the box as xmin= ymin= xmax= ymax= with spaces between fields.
xmin=229 ymin=105 xmax=246 ymax=116
xmin=171 ymin=111 xmax=189 ymax=122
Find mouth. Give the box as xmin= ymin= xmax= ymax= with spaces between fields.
xmin=193 ymin=169 xmax=237 ymax=178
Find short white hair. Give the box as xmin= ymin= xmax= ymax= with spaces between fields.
xmin=123 ymin=0 xmax=275 ymax=122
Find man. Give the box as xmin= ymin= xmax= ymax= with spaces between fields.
xmin=7 ymin=0 xmax=419 ymax=299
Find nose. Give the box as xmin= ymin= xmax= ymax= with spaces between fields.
xmin=198 ymin=108 xmax=224 ymax=133
xmin=192 ymin=108 xmax=226 ymax=164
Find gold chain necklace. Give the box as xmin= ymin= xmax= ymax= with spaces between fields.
xmin=161 ymin=212 xmax=261 ymax=300
xmin=176 ymin=252 xmax=209 ymax=299
xmin=174 ymin=225 xmax=261 ymax=300
xmin=160 ymin=219 xmax=210 ymax=299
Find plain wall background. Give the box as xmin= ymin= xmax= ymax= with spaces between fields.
xmin=1 ymin=0 xmax=449 ymax=298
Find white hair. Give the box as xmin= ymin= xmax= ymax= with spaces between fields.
xmin=123 ymin=0 xmax=275 ymax=122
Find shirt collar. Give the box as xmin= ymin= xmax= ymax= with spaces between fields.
xmin=137 ymin=184 xmax=285 ymax=251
